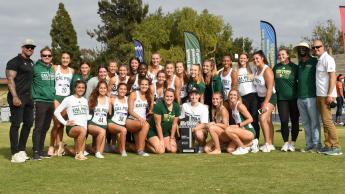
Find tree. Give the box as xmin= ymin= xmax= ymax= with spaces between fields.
xmin=303 ymin=19 xmax=343 ymax=55
xmin=89 ymin=0 xmax=148 ymax=64
xmin=132 ymin=7 xmax=237 ymax=66
xmin=50 ymin=2 xmax=81 ymax=68
xmin=231 ymin=37 xmax=254 ymax=60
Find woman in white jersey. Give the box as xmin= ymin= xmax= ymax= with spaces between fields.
xmin=237 ymin=53 xmax=260 ymax=147
xmin=148 ymin=52 xmax=164 ymax=82
xmin=108 ymin=83 xmax=129 ymax=157
xmin=87 ymin=81 xmax=110 ymax=159
xmin=54 ymin=80 xmax=88 ymax=160
xmin=180 ymin=87 xmax=209 ymax=153
xmin=175 ymin=61 xmax=189 ymax=104
xmin=219 ymin=54 xmax=237 ymax=101
xmin=126 ymin=78 xmax=152 ymax=156
xmin=224 ymin=89 xmax=256 ymax=155
xmin=128 ymin=63 xmax=152 ymax=92
xmin=150 ymin=70 xmax=166 ymax=103
xmin=49 ymin=51 xmax=75 ymax=156
xmin=108 ymin=64 xmax=129 ymax=96
xmin=204 ymin=92 xmax=230 ymax=154
xmin=165 ymin=62 xmax=181 ymax=104
xmin=253 ymin=50 xmax=277 ymax=153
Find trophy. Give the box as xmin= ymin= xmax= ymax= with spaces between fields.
xmin=179 ymin=115 xmax=197 ymax=153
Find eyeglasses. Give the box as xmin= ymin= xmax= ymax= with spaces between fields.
xmin=41 ymin=54 xmax=52 ymax=58
xmin=311 ymin=45 xmax=323 ymax=50
xmin=24 ymin=45 xmax=35 ymax=50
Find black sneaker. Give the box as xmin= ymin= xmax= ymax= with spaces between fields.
xmin=32 ymin=152 xmax=42 ymax=161
xmin=39 ymin=151 xmax=52 ymax=159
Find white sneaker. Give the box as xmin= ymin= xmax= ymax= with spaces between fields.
xmin=83 ymin=151 xmax=90 ymax=156
xmin=259 ymin=144 xmax=266 ymax=151
xmin=11 ymin=153 xmax=26 ymax=163
xmin=137 ymin=151 xmax=149 ymax=157
xmin=251 ymin=139 xmax=259 ymax=153
xmin=288 ymin=142 xmax=296 ymax=152
xmin=261 ymin=144 xmax=271 ymax=153
xmin=121 ymin=151 xmax=128 ymax=157
xmin=281 ymin=142 xmax=289 ymax=152
xmin=197 ymin=146 xmax=205 ymax=153
xmin=95 ymin=152 xmax=104 ymax=159
xmin=269 ymin=144 xmax=276 ymax=151
xmin=232 ymin=147 xmax=249 ymax=155
xmin=18 ymin=151 xmax=30 ymax=160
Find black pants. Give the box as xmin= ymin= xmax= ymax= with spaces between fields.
xmin=277 ymin=99 xmax=300 ymax=142
xmin=8 ymin=93 xmax=34 ymax=155
xmin=241 ymin=92 xmax=260 ymax=139
xmin=32 ymin=101 xmax=54 ymax=153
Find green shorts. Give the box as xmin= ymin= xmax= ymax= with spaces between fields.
xmin=87 ymin=120 xmax=107 ymax=130
xmin=66 ymin=125 xmax=76 ymax=135
xmin=244 ymin=125 xmax=256 ymax=137
xmin=147 ymin=127 xmax=170 ymax=139
xmin=55 ymin=95 xmax=67 ymax=103
xmin=269 ymin=93 xmax=277 ymax=105
xmin=107 ymin=119 xmax=125 ymax=127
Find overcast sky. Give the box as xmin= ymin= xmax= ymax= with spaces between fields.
xmin=0 ymin=0 xmax=343 ymax=77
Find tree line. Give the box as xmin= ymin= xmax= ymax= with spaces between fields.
xmin=50 ymin=1 xmax=343 ymax=71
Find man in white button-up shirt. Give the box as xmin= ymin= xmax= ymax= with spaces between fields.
xmin=313 ymin=39 xmax=342 ymax=156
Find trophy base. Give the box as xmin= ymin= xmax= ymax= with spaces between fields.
xmin=181 ymin=148 xmax=197 ymax=153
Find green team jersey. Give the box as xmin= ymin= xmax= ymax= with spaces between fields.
xmin=70 ymin=73 xmax=92 ymax=94
xmin=187 ymin=80 xmax=206 ymax=94
xmin=297 ymin=57 xmax=317 ymax=98
xmin=273 ymin=62 xmax=298 ymax=100
xmin=148 ymin=101 xmax=181 ymax=138
xmin=32 ymin=60 xmax=55 ymax=102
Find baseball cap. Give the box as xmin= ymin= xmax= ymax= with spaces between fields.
xmin=22 ymin=38 xmax=36 ymax=48
xmin=294 ymin=42 xmax=310 ymax=51
xmin=188 ymin=86 xmax=200 ymax=94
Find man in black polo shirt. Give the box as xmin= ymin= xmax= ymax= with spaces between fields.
xmin=6 ymin=39 xmax=36 ymax=163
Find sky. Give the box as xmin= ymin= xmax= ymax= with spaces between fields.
xmin=0 ymin=0 xmax=343 ymax=78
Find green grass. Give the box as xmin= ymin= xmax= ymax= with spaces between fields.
xmin=0 ymin=122 xmax=345 ymax=194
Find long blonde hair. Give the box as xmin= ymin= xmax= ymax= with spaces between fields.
xmin=191 ymin=63 xmax=204 ymax=83
xmin=212 ymin=92 xmax=224 ymax=123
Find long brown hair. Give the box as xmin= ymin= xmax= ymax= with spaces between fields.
xmin=176 ymin=61 xmax=189 ymax=84
xmin=88 ymin=80 xmax=108 ymax=111
xmin=238 ymin=52 xmax=252 ymax=74
xmin=139 ymin=78 xmax=152 ymax=112
xmin=212 ymin=92 xmax=224 ymax=122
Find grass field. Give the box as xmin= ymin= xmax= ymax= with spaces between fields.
xmin=1 ymin=122 xmax=345 ymax=194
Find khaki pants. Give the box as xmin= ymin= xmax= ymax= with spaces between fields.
xmin=316 ymin=96 xmax=340 ymax=148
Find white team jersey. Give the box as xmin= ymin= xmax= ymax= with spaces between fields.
xmin=111 ymin=96 xmax=128 ymax=126
xmin=91 ymin=97 xmax=109 ymax=126
xmin=54 ymin=95 xmax=89 ymax=129
xmin=167 ymin=75 xmax=176 ymax=90
xmin=237 ymin=67 xmax=256 ymax=96
xmin=180 ymin=102 xmax=209 ymax=125
xmin=148 ymin=65 xmax=163 ymax=83
xmin=220 ymin=68 xmax=232 ymax=100
xmin=55 ymin=65 xmax=73 ymax=96
xmin=232 ymin=101 xmax=254 ymax=129
xmin=128 ymin=91 xmax=148 ymax=120
xmin=253 ymin=65 xmax=276 ymax=97
xmin=111 ymin=75 xmax=129 ymax=96
xmin=131 ymin=74 xmax=140 ymax=91
xmin=153 ymin=83 xmax=164 ymax=102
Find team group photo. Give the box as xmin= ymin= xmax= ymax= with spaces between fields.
xmin=1 ymin=0 xmax=345 ymax=193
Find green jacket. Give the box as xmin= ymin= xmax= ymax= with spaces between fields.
xmin=210 ymin=75 xmax=223 ymax=94
xmin=32 ymin=60 xmax=55 ymax=102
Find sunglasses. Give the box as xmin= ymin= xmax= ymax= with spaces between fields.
xmin=41 ymin=54 xmax=52 ymax=58
xmin=24 ymin=45 xmax=35 ymax=50
xmin=311 ymin=45 xmax=323 ymax=50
